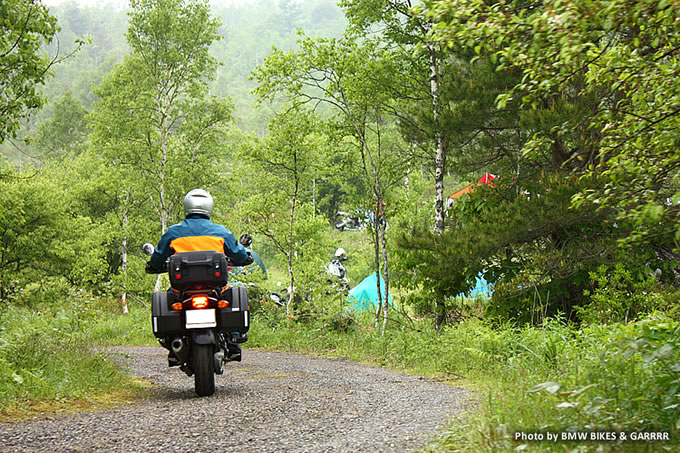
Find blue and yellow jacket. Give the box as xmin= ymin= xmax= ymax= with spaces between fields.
xmin=149 ymin=215 xmax=249 ymax=270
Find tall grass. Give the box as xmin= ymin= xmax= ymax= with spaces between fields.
xmin=0 ymin=300 xmax=148 ymax=418
xmin=87 ymin=303 xmax=157 ymax=346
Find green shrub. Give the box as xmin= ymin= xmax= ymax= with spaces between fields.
xmin=436 ymin=314 xmax=679 ymax=452
xmin=0 ymin=305 xmax=132 ymax=411
xmin=577 ymin=264 xmax=669 ymax=324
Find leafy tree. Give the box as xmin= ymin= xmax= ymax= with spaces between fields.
xmin=254 ymin=34 xmax=410 ymax=331
xmin=344 ymin=0 xmax=680 ymax=327
xmin=34 ymin=91 xmax=89 ymax=158
xmin=90 ymin=0 xmax=230 ymax=232
xmin=237 ymin=108 xmax=330 ymax=313
xmin=89 ymin=0 xmax=232 ymax=293
xmin=340 ymin=0 xmax=455 ymax=235
xmin=428 ymin=0 xmax=680 ymax=245
xmin=0 ymin=0 xmax=58 ymax=142
xmin=0 ymin=161 xmax=103 ymax=304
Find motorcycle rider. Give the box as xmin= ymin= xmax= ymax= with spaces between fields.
xmin=146 ymin=189 xmax=253 ymax=362
xmin=147 ymin=189 xmax=251 ymax=270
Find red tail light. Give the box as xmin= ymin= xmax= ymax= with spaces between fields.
xmin=191 ymin=296 xmax=209 ymax=309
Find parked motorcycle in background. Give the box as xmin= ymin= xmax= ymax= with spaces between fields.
xmin=326 ymin=248 xmax=350 ymax=292
xmin=334 ymin=211 xmax=365 ymax=231
xmin=143 ymin=243 xmax=250 ymax=397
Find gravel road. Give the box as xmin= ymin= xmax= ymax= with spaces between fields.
xmin=0 ymin=346 xmax=468 ymax=452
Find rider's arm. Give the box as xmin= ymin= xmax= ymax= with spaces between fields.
xmin=222 ymin=230 xmax=251 ymax=265
xmin=149 ymin=228 xmax=176 ymax=270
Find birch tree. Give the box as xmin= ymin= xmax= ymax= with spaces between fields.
xmin=237 ymin=108 xmax=329 ymax=314
xmin=89 ymin=0 xmax=232 ymax=291
xmin=253 ymin=36 xmax=406 ymax=332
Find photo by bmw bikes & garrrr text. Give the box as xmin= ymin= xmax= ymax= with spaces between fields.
xmin=143 ymin=243 xmax=250 ymax=396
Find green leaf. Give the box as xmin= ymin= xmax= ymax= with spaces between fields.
xmin=529 ymin=381 xmax=561 ymax=394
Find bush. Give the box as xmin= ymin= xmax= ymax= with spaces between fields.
xmin=576 ymin=264 xmax=670 ymax=324
xmin=0 ymin=304 xmax=131 ymax=411
xmin=436 ymin=314 xmax=680 ymax=452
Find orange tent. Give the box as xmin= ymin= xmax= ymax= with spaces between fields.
xmin=449 ymin=173 xmax=497 ymax=200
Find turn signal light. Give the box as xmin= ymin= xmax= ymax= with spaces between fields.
xmin=218 ymin=300 xmax=229 ymax=308
xmin=191 ymin=296 xmax=209 ymax=309
xmin=170 ymin=302 xmax=183 ymax=311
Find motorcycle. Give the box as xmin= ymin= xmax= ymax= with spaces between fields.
xmin=333 ymin=211 xmax=365 ymax=231
xmin=143 ymin=243 xmax=251 ymax=397
xmin=326 ymin=248 xmax=350 ymax=293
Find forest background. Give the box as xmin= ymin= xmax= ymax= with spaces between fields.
xmin=1 ymin=0 xmax=679 ymax=451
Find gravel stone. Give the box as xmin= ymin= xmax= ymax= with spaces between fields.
xmin=0 ymin=346 xmax=468 ymax=452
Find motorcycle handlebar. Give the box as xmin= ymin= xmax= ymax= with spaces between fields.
xmin=145 ymin=261 xmax=167 ymax=274
xmin=144 ymin=252 xmax=251 ymax=274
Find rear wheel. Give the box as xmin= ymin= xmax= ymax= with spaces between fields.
xmin=193 ymin=344 xmax=215 ymax=397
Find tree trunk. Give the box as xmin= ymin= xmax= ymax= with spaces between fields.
xmin=121 ymin=190 xmax=130 ymax=314
xmin=154 ymin=92 xmax=171 ymax=294
xmin=380 ymin=216 xmax=389 ymax=334
xmin=373 ymin=208 xmax=383 ymax=330
xmin=428 ymin=42 xmax=448 ymax=332
xmin=429 ymin=43 xmax=446 ymax=236
xmin=287 ymin=200 xmax=296 ymax=316
xmin=287 ymin=170 xmax=299 ymax=316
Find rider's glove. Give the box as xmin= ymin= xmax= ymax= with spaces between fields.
xmin=242 ymin=252 xmax=254 ymax=266
xmin=145 ymin=261 xmax=156 ymax=274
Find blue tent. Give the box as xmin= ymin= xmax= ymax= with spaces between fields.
xmin=462 ymin=273 xmax=493 ymax=299
xmin=347 ymin=273 xmax=394 ymax=311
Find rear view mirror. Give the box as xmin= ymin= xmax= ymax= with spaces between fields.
xmin=142 ymin=243 xmax=155 ymax=256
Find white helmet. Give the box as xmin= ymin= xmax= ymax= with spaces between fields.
xmin=334 ymin=248 xmax=346 ymax=260
xmin=184 ymin=189 xmax=213 ymax=218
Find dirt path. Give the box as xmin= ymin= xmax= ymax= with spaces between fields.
xmin=0 ymin=346 xmax=468 ymax=452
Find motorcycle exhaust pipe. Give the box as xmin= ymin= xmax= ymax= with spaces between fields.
xmin=214 ymin=349 xmax=225 ymax=375
xmin=171 ymin=337 xmax=189 ymax=363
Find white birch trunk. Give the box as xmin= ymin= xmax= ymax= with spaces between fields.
xmin=287 ymin=196 xmax=296 ymax=316
xmin=380 ymin=219 xmax=389 ymax=334
xmin=154 ymin=90 xmax=171 ymax=294
xmin=373 ymin=213 xmax=383 ymax=330
xmin=121 ymin=190 xmax=130 ymax=314
xmin=429 ymin=42 xmax=446 ymax=236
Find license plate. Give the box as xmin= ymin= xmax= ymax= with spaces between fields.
xmin=185 ymin=309 xmax=216 ymax=329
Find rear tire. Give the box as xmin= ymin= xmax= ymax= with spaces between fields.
xmin=193 ymin=344 xmax=215 ymax=397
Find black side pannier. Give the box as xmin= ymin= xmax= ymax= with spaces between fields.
xmin=168 ymin=251 xmax=228 ymax=290
xmin=219 ymin=286 xmax=250 ymax=334
xmin=151 ymin=291 xmax=182 ymax=338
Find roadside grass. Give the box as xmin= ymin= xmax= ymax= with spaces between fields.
xmin=3 ymin=290 xmax=677 ymax=453
xmin=87 ymin=303 xmax=157 ymax=346
xmin=0 ymin=302 xmax=150 ymax=420
xmin=248 ymin=308 xmax=680 ymax=452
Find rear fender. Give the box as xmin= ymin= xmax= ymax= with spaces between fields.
xmin=191 ymin=330 xmax=217 ymax=345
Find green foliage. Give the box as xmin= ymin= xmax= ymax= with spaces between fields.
xmin=233 ymin=108 xmax=335 ymax=310
xmin=89 ymin=0 xmax=232 ymax=246
xmin=126 ymin=0 xmax=221 ymax=94
xmin=0 ymin=163 xmax=95 ymax=300
xmin=35 ymin=91 xmax=89 ymax=158
xmin=429 ymin=0 xmax=680 ymax=248
xmin=0 ymin=0 xmax=58 ymax=142
xmin=0 ymin=303 xmax=133 ymax=411
xmin=397 ymin=172 xmax=677 ymax=325
xmin=577 ymin=265 xmax=671 ymax=325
